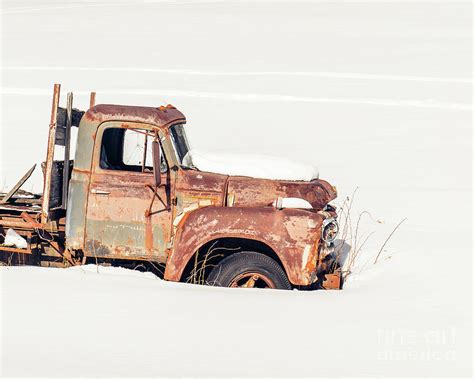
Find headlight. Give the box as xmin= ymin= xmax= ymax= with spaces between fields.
xmin=321 ymin=218 xmax=339 ymax=243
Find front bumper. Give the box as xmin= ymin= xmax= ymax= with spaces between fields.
xmin=310 ymin=242 xmax=343 ymax=290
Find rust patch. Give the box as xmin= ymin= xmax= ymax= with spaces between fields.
xmin=322 ymin=272 xmax=342 ymax=290
xmin=227 ymin=176 xmax=336 ymax=211
xmin=145 ymin=213 xmax=153 ymax=253
xmin=83 ymin=104 xmax=186 ymax=130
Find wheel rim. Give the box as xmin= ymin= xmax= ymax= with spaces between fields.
xmin=229 ymin=272 xmax=276 ymax=289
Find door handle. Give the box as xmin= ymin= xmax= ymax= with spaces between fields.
xmin=91 ymin=189 xmax=110 ymax=195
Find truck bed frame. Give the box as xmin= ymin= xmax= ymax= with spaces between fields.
xmin=0 ymin=84 xmax=95 ymax=266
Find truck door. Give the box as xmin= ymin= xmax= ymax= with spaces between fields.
xmin=84 ymin=121 xmax=171 ymax=262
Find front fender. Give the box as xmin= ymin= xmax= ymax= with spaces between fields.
xmin=164 ymin=206 xmax=324 ymax=285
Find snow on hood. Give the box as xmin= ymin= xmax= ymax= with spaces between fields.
xmin=182 ymin=149 xmax=319 ymax=181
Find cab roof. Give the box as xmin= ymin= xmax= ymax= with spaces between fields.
xmin=83 ymin=104 xmax=186 ymax=129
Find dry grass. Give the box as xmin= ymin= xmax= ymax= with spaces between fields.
xmin=335 ymin=188 xmax=406 ymax=281
xmin=373 ymin=217 xmax=407 ymax=264
xmin=186 ymin=241 xmax=239 ymax=285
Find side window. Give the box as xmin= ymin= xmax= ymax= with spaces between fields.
xmin=100 ymin=128 xmax=168 ymax=173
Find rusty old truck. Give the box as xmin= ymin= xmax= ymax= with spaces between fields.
xmin=0 ymin=84 xmax=341 ymax=290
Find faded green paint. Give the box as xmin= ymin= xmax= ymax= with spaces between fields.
xmin=85 ymin=219 xmax=167 ymax=262
xmin=65 ymin=170 xmax=89 ymax=250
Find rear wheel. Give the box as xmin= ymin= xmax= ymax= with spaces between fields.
xmin=206 ymin=251 xmax=291 ymax=290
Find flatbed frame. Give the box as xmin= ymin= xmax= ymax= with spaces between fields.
xmin=0 ymin=84 xmax=95 ymax=266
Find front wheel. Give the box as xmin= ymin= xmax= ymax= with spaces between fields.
xmin=206 ymin=251 xmax=292 ymax=290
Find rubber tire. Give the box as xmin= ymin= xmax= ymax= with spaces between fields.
xmin=206 ymin=251 xmax=292 ymax=290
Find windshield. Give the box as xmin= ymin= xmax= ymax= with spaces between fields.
xmin=169 ymin=123 xmax=191 ymax=166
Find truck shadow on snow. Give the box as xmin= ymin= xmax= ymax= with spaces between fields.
xmin=334 ymin=239 xmax=352 ymax=268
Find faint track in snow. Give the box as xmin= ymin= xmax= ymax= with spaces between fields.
xmin=143 ymin=0 xmax=469 ymax=3
xmin=2 ymin=87 xmax=471 ymax=111
xmin=2 ymin=0 xmax=467 ymax=16
xmin=2 ymin=66 xmax=471 ymax=84
xmin=0 ymin=3 xmax=130 ymax=15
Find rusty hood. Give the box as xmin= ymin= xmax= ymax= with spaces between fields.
xmin=225 ymin=175 xmax=337 ymax=211
xmin=180 ymin=169 xmax=336 ymax=211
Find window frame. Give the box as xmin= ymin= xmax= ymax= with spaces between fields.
xmin=94 ymin=122 xmax=168 ymax=176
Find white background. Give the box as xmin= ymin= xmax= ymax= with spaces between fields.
xmin=0 ymin=0 xmax=472 ymax=377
